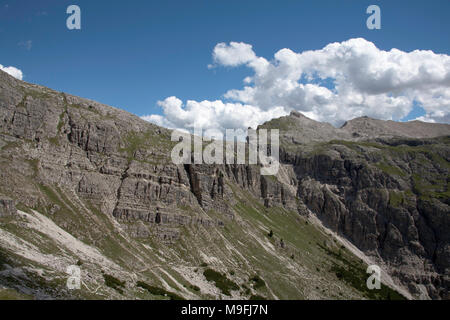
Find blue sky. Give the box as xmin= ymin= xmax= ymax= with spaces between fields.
xmin=1 ymin=0 xmax=449 ymax=126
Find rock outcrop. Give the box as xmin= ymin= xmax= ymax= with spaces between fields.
xmin=0 ymin=196 xmax=16 ymax=217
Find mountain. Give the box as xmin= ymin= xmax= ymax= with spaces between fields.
xmin=341 ymin=116 xmax=450 ymax=140
xmin=0 ymin=69 xmax=448 ymax=300
xmin=260 ymin=110 xmax=450 ymax=147
xmin=261 ymin=111 xmax=450 ymax=299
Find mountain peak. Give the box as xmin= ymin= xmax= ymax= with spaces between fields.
xmin=289 ymin=110 xmax=308 ymax=118
xmin=340 ymin=116 xmax=450 ymax=139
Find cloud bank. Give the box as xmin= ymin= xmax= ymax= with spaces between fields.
xmin=0 ymin=64 xmax=23 ymax=80
xmin=142 ymin=38 xmax=450 ymax=133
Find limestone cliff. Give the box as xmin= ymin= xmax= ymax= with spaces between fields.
xmin=0 ymin=69 xmax=448 ymax=300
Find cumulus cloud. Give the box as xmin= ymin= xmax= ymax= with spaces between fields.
xmin=142 ymin=38 xmax=450 ymax=133
xmin=0 ymin=64 xmax=23 ymax=80
xmin=210 ymin=42 xmax=257 ymax=67
xmin=141 ymin=96 xmax=287 ymax=135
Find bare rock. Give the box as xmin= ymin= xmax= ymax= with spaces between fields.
xmin=0 ymin=196 xmax=16 ymax=217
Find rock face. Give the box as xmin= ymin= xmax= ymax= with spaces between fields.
xmin=0 ymin=69 xmax=449 ymax=299
xmin=282 ymin=144 xmax=449 ymax=299
xmin=0 ymin=197 xmax=16 ymax=217
xmin=262 ymin=112 xmax=450 ymax=299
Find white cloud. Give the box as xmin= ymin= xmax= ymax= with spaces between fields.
xmin=142 ymin=96 xmax=287 ymax=135
xmin=211 ymin=42 xmax=257 ymax=67
xmin=142 ymin=38 xmax=450 ymax=133
xmin=0 ymin=64 xmax=23 ymax=80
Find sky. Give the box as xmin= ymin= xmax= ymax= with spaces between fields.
xmin=1 ymin=0 xmax=449 ymax=134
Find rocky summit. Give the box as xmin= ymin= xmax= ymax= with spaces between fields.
xmin=0 ymin=69 xmax=448 ymax=300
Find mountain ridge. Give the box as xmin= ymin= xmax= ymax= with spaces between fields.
xmin=259 ymin=110 xmax=450 ymax=148
xmin=0 ymin=69 xmax=448 ymax=300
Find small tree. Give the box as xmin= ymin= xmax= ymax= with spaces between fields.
xmin=268 ymin=230 xmax=273 ymax=238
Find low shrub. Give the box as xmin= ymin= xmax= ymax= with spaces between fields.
xmin=137 ymin=281 xmax=184 ymax=300
xmin=203 ymin=269 xmax=239 ymax=296
xmin=103 ymin=274 xmax=125 ymax=294
xmin=190 ymin=285 xmax=201 ymax=292
xmin=250 ymin=275 xmax=266 ymax=289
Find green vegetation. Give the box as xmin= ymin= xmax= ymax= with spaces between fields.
xmin=328 ymin=140 xmax=384 ymax=150
xmin=48 ymin=137 xmax=60 ymax=146
xmin=225 ymin=191 xmax=355 ymax=298
xmin=136 ymin=281 xmax=184 ymax=300
xmin=119 ymin=130 xmax=174 ymax=164
xmin=22 ymin=88 xmax=52 ymax=100
xmin=319 ymin=243 xmax=406 ymax=300
xmin=203 ymin=269 xmax=239 ymax=296
xmin=69 ymin=103 xmax=82 ymax=109
xmin=412 ymin=174 xmax=449 ymax=201
xmin=375 ymin=162 xmax=406 ymax=177
xmin=326 ymin=138 xmax=449 ymax=205
xmin=259 ymin=116 xmax=297 ymax=131
xmin=37 ymin=184 xmax=63 ymax=207
xmin=103 ymin=274 xmax=125 ymax=294
xmin=241 ymin=284 xmax=251 ymax=295
xmin=389 ymin=191 xmax=405 ymax=207
xmin=26 ymin=159 xmax=39 ymax=177
xmin=250 ymin=275 xmax=266 ymax=289
xmin=190 ymin=285 xmax=201 ymax=292
xmin=57 ymin=111 xmax=65 ymax=132
xmin=0 ymin=288 xmax=33 ymax=300
xmin=330 ymin=264 xmax=405 ymax=300
xmin=33 ymin=184 xmax=109 ymax=248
